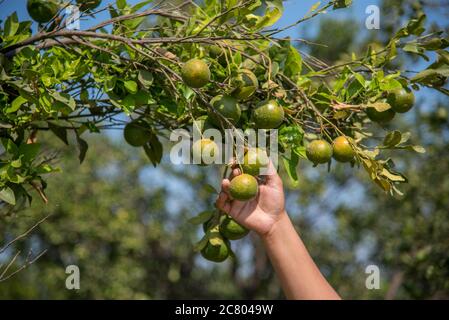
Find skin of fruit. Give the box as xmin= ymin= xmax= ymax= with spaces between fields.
xmin=192 ymin=138 xmax=219 ymax=166
xmin=387 ymin=88 xmax=415 ymax=113
xmin=241 ymin=148 xmax=269 ymax=176
xmin=233 ymin=69 xmax=259 ymax=101
xmin=306 ymin=140 xmax=333 ymax=165
xmin=27 ymin=0 xmax=59 ymax=23
xmin=208 ymin=45 xmax=227 ymax=65
xmin=76 ymin=0 xmax=102 ymax=11
xmin=181 ymin=59 xmax=210 ymax=88
xmin=229 ymin=174 xmax=259 ymax=201
xmin=219 ymin=215 xmax=249 ymax=240
xmin=366 ymin=105 xmax=396 ymax=123
xmin=332 ymin=136 xmax=355 ymax=163
xmin=123 ymin=121 xmax=152 ymax=147
xmin=201 ymin=238 xmax=230 ymax=263
xmin=209 ymin=95 xmax=241 ymax=127
xmin=253 ymin=100 xmax=285 ymax=129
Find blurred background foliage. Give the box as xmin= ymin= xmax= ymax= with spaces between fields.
xmin=0 ymin=0 xmax=448 ymax=299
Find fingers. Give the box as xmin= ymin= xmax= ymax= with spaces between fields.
xmin=264 ymin=160 xmax=283 ymax=187
xmin=215 ymin=179 xmax=231 ymax=213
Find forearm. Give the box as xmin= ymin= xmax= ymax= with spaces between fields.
xmin=261 ymin=212 xmax=341 ymax=300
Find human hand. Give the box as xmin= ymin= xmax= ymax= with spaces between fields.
xmin=215 ymin=161 xmax=286 ymax=237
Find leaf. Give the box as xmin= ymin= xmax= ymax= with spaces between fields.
xmin=52 ymin=91 xmax=76 ymax=110
xmin=116 ymin=0 xmax=127 ymax=10
xmin=143 ymin=134 xmax=163 ymax=167
xmin=285 ymin=46 xmax=302 ymax=77
xmin=48 ymin=122 xmax=69 ymax=145
xmin=18 ymin=143 xmax=40 ymax=163
xmin=282 ymin=153 xmax=299 ymax=186
xmin=399 ymin=145 xmax=426 ymax=153
xmin=193 ymin=235 xmax=209 ymax=252
xmin=6 ymin=95 xmax=27 ymax=113
xmin=245 ymin=0 xmax=283 ymax=30
xmin=124 ymin=80 xmax=138 ymax=94
xmin=4 ymin=12 xmax=19 ymax=37
xmin=380 ymin=168 xmax=407 ymax=183
xmin=188 ymin=210 xmax=214 ymax=225
xmin=203 ymin=184 xmax=218 ymax=194
xmin=367 ymin=102 xmax=392 ymax=112
xmin=383 ymin=131 xmax=402 ymax=148
xmin=137 ymin=70 xmax=153 ymax=88
xmin=0 ymin=187 xmax=16 ymax=205
xmin=333 ymin=0 xmax=352 ymax=9
xmin=76 ymin=136 xmax=88 ymax=164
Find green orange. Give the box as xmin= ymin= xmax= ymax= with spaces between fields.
xmin=209 ymin=95 xmax=241 ymax=127
xmin=192 ymin=138 xmax=219 ymax=166
xmin=229 ymin=174 xmax=258 ymax=201
xmin=232 ymin=69 xmax=259 ymax=101
xmin=219 ymin=215 xmax=249 ymax=240
xmin=241 ymin=148 xmax=269 ymax=176
xmin=332 ymin=136 xmax=355 ymax=163
xmin=201 ymin=238 xmax=230 ymax=263
xmin=27 ymin=0 xmax=59 ymax=23
xmin=123 ymin=121 xmax=152 ymax=147
xmin=253 ymin=100 xmax=285 ymax=129
xmin=306 ymin=140 xmax=333 ymax=165
xmin=181 ymin=59 xmax=210 ymax=88
xmin=387 ymin=88 xmax=415 ymax=113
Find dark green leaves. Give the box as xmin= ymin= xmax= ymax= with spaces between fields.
xmin=143 ymin=134 xmax=163 ymax=167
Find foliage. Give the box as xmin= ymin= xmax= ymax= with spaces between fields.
xmin=0 ymin=0 xmax=446 ymax=216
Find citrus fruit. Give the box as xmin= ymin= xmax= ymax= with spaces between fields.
xmin=181 ymin=59 xmax=210 ymax=88
xmin=219 ymin=215 xmax=249 ymax=240
xmin=192 ymin=138 xmax=219 ymax=166
xmin=241 ymin=148 xmax=269 ymax=176
xmin=27 ymin=0 xmax=59 ymax=23
xmin=123 ymin=121 xmax=152 ymax=147
xmin=232 ymin=69 xmax=259 ymax=101
xmin=332 ymin=136 xmax=355 ymax=163
xmin=229 ymin=174 xmax=258 ymax=201
xmin=209 ymin=95 xmax=241 ymax=127
xmin=366 ymin=103 xmax=396 ymax=123
xmin=386 ymin=88 xmax=415 ymax=113
xmin=201 ymin=238 xmax=230 ymax=263
xmin=76 ymin=0 xmax=102 ymax=11
xmin=192 ymin=116 xmax=216 ymax=135
xmin=306 ymin=140 xmax=333 ymax=165
xmin=208 ymin=45 xmax=227 ymax=65
xmin=253 ymin=100 xmax=285 ymax=129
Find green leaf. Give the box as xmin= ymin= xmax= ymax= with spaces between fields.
xmin=52 ymin=91 xmax=76 ymax=110
xmin=4 ymin=12 xmax=19 ymax=37
xmin=18 ymin=143 xmax=40 ymax=163
xmin=116 ymin=0 xmax=127 ymax=10
xmin=282 ymin=153 xmax=299 ymax=186
xmin=285 ymin=46 xmax=302 ymax=77
xmin=188 ymin=210 xmax=214 ymax=225
xmin=193 ymin=235 xmax=209 ymax=252
xmin=76 ymin=136 xmax=89 ymax=164
xmin=48 ymin=122 xmax=69 ymax=145
xmin=0 ymin=187 xmax=16 ymax=205
xmin=333 ymin=0 xmax=352 ymax=9
xmin=124 ymin=80 xmax=138 ymax=94
xmin=6 ymin=95 xmax=27 ymax=113
xmin=383 ymin=131 xmax=402 ymax=148
xmin=203 ymin=183 xmax=218 ymax=194
xmin=143 ymin=134 xmax=163 ymax=167
xmin=137 ymin=70 xmax=154 ymax=88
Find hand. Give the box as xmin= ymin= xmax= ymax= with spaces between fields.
xmin=215 ymin=161 xmax=286 ymax=236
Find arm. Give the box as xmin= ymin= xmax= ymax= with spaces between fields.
xmin=215 ymin=163 xmax=340 ymax=300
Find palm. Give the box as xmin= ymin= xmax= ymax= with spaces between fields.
xmin=216 ymin=165 xmax=286 ymax=236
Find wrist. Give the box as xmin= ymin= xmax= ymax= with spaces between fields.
xmin=259 ymin=210 xmax=290 ymax=242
